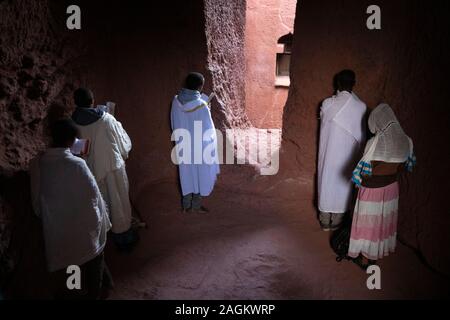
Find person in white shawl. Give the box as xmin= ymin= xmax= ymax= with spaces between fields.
xmin=71 ymin=88 xmax=137 ymax=251
xmin=30 ymin=119 xmax=111 ymax=299
xmin=317 ymin=70 xmax=367 ymax=231
xmin=171 ymin=72 xmax=220 ymax=213
xmin=349 ymin=104 xmax=415 ymax=267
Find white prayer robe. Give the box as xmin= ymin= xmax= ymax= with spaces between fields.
xmin=30 ymin=148 xmax=111 ymax=272
xmin=75 ymin=113 xmax=133 ymax=234
xmin=171 ymin=94 xmax=220 ymax=196
xmin=317 ymin=91 xmax=367 ymax=213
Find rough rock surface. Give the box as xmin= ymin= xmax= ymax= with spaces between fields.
xmin=204 ymin=0 xmax=250 ymax=130
xmin=0 ymin=0 xmax=80 ymax=286
xmin=0 ymin=0 xmax=78 ymax=175
xmin=281 ymin=0 xmax=450 ymax=276
xmin=1 ymin=0 xmax=449 ymax=298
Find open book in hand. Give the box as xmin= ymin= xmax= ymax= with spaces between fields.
xmin=97 ymin=101 xmax=116 ymax=116
xmin=71 ymin=138 xmax=90 ymax=156
xmin=201 ymin=92 xmax=216 ymax=106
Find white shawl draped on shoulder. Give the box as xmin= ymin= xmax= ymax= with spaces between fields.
xmin=352 ymin=103 xmax=415 ymax=186
xmin=75 ymin=113 xmax=133 ymax=234
xmin=317 ymin=91 xmax=367 ymax=213
xmin=77 ymin=113 xmax=132 ymax=182
xmin=171 ymin=94 xmax=220 ymax=196
xmin=30 ymin=149 xmax=111 ymax=272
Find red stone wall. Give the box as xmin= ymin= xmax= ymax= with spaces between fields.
xmin=245 ymin=0 xmax=297 ymax=128
xmin=0 ymin=0 xmax=79 ymax=175
xmin=204 ymin=0 xmax=250 ymax=130
xmin=0 ymin=0 xmax=82 ymax=295
xmin=282 ymin=0 xmax=450 ymax=275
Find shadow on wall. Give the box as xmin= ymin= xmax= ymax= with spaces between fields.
xmin=66 ymin=0 xmax=250 ymax=199
xmin=281 ymin=0 xmax=450 ymax=276
xmin=0 ymin=173 xmax=51 ymax=299
xmin=66 ymin=0 xmax=211 ymax=199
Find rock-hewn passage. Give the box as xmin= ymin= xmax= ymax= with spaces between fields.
xmin=1 ymin=0 xmax=449 ymax=298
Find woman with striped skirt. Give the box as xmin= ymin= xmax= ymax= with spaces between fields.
xmin=349 ymin=104 xmax=416 ymax=267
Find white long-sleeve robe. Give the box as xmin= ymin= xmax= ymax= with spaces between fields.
xmin=171 ymin=94 xmax=220 ymax=196
xmin=75 ymin=113 xmax=132 ymax=234
xmin=317 ymin=91 xmax=367 ymax=213
xmin=30 ymin=148 xmax=111 ymax=272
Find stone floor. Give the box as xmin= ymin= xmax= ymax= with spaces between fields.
xmin=106 ymin=180 xmax=449 ymax=300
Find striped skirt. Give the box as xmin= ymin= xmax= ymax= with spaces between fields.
xmin=348 ymin=182 xmax=399 ymax=260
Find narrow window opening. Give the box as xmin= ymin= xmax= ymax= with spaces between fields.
xmin=244 ymin=0 xmax=297 ymax=128
xmin=275 ymin=33 xmax=293 ymax=87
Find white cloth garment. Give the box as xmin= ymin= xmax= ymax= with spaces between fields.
xmin=75 ymin=113 xmax=133 ymax=234
xmin=96 ymin=166 xmax=132 ymax=233
xmin=171 ymin=94 xmax=220 ymax=196
xmin=30 ymin=148 xmax=111 ymax=272
xmin=365 ymin=103 xmax=413 ymax=163
xmin=317 ymin=91 xmax=367 ymax=213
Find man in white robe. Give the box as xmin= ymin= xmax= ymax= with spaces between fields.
xmin=317 ymin=70 xmax=367 ymax=231
xmin=171 ymin=72 xmax=220 ymax=213
xmin=71 ymin=88 xmax=137 ymax=251
xmin=30 ymin=119 xmax=111 ymax=299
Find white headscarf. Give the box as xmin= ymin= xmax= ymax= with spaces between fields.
xmin=366 ymin=103 xmax=412 ymax=163
xmin=352 ymin=104 xmax=415 ymax=186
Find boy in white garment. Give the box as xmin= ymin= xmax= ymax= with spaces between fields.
xmin=317 ymin=70 xmax=367 ymax=231
xmin=71 ymin=88 xmax=137 ymax=251
xmin=30 ymin=119 xmax=112 ymax=299
xmin=170 ymin=72 xmax=220 ymax=213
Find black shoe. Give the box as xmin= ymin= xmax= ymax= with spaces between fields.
xmin=330 ymin=223 xmax=343 ymax=231
xmin=368 ymin=259 xmax=377 ymax=266
xmin=113 ymin=229 xmax=139 ymax=253
xmin=352 ymin=256 xmax=369 ymax=271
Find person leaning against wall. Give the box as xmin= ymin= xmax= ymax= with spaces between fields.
xmin=30 ymin=119 xmax=113 ymax=299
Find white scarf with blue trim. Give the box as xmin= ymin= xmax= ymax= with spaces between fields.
xmin=352 ymin=104 xmax=416 ymax=186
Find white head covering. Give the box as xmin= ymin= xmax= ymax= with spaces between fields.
xmin=352 ymin=104 xmax=415 ymax=186
xmin=366 ymin=103 xmax=412 ymax=163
